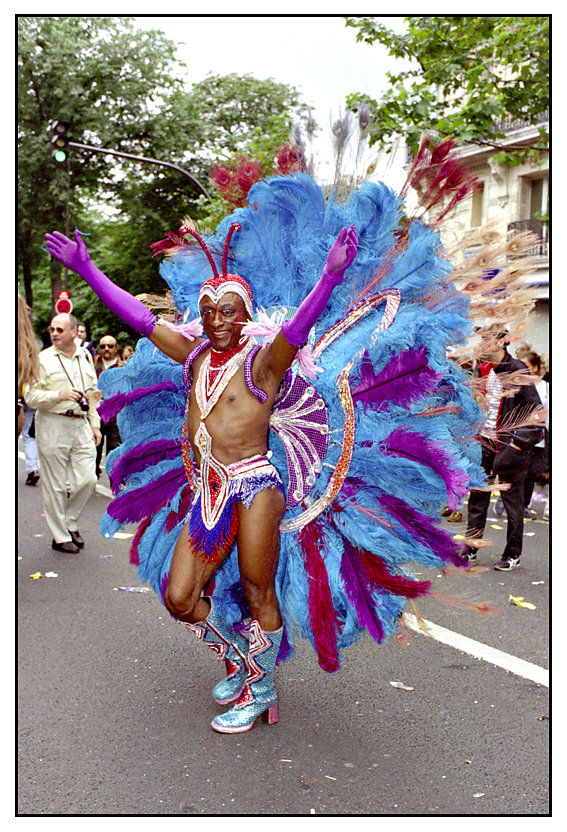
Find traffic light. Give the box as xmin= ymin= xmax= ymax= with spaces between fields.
xmin=49 ymin=120 xmax=70 ymax=163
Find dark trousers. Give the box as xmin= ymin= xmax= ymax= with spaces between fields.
xmin=524 ymin=446 xmax=546 ymax=508
xmin=95 ymin=417 xmax=121 ymax=477
xmin=466 ymin=447 xmax=527 ymax=561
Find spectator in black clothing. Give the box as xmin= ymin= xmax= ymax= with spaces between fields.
xmin=464 ymin=330 xmax=544 ymax=571
xmin=76 ymin=322 xmax=96 ymax=362
xmin=94 ymin=335 xmax=123 ymax=477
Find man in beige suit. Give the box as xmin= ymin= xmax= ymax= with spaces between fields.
xmin=24 ymin=313 xmax=102 ymax=553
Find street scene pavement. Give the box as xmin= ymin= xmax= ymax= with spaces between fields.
xmin=17 ymin=447 xmax=549 ymax=816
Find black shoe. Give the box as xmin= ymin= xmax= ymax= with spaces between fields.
xmin=25 ymin=471 xmax=40 ymax=486
xmin=68 ymin=530 xmax=84 ymax=549
xmin=494 ymin=557 xmax=520 ymax=571
xmin=463 ymin=550 xmax=477 ymax=563
xmin=52 ymin=539 xmax=80 ymax=554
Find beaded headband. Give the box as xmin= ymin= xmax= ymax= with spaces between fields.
xmin=179 ymin=222 xmax=253 ymax=317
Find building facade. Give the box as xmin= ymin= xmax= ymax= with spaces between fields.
xmin=435 ymin=115 xmax=549 ymax=361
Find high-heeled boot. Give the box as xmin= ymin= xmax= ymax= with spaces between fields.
xmin=183 ymin=597 xmax=249 ymax=705
xmin=211 ymin=620 xmax=283 ymax=734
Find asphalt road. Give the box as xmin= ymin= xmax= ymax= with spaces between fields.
xmin=17 ymin=449 xmax=550 ymax=816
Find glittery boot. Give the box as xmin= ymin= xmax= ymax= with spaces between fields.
xmin=183 ymin=597 xmax=249 ymax=705
xmin=211 ymin=620 xmax=283 ymax=734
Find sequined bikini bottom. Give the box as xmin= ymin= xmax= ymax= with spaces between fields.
xmin=187 ymin=451 xmax=284 ymax=562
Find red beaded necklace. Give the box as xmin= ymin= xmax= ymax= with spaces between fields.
xmin=209 ymin=338 xmax=249 ymax=369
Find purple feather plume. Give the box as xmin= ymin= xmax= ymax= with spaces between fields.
xmin=107 ymin=466 xmax=187 ymax=524
xmin=107 ymin=438 xmax=182 ymax=494
xmin=383 ymin=426 xmax=469 ymax=510
xmin=340 ymin=541 xmax=385 ymax=644
xmin=350 ymin=347 xmax=441 ymax=410
xmin=98 ymin=380 xmax=179 ymax=423
xmin=377 ymin=493 xmax=467 ymax=566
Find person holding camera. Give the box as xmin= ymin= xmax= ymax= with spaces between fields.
xmin=24 ymin=313 xmax=102 ymax=553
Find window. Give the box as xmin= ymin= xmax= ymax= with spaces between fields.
xmin=470 ymin=182 xmax=484 ymax=227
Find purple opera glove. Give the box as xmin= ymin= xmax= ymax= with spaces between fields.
xmin=282 ymin=225 xmax=358 ymax=347
xmin=44 ymin=229 xmax=157 ymax=338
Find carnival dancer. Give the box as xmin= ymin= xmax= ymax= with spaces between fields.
xmin=44 ymin=220 xmax=358 ymax=733
xmin=44 ymin=163 xmax=522 ymax=736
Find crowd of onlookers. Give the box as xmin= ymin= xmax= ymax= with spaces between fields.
xmin=20 ymin=317 xmax=135 ymax=486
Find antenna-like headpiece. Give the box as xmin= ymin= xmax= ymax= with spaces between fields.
xmin=222 ymin=223 xmax=241 ymax=275
xmin=181 ymin=221 xmax=253 ymax=316
xmin=179 ymin=225 xmax=219 ymax=277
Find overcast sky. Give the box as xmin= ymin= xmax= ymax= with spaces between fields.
xmin=133 ymin=15 xmax=411 ymax=185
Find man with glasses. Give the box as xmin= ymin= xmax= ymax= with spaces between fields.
xmin=94 ymin=335 xmax=123 ymax=478
xmin=24 ymin=313 xmax=102 ymax=553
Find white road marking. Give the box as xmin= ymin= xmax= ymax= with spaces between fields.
xmin=96 ymin=483 xmax=113 ymax=498
xmin=404 ymin=613 xmax=548 ymax=687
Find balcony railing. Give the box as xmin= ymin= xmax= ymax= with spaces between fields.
xmin=404 ymin=108 xmax=549 ymax=163
xmin=495 ymin=108 xmax=549 ymax=133
xmin=508 ymin=218 xmax=548 ymax=258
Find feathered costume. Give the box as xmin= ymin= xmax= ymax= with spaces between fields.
xmin=97 ymin=171 xmax=487 ymax=672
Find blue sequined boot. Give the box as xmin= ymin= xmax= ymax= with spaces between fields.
xmin=211 ymin=620 xmax=283 ymax=734
xmin=184 ymin=598 xmax=249 ymax=705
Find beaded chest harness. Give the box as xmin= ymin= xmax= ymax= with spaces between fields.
xmin=181 ymin=289 xmax=401 ymax=534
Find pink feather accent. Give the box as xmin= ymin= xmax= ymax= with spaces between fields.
xmin=296 ymin=345 xmax=324 ymax=380
xmin=156 ymin=317 xmax=203 ymax=340
xmin=240 ymin=310 xmax=323 ymax=380
xmin=240 ymin=308 xmax=280 ymax=344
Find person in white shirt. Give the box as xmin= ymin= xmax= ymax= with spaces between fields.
xmin=24 ymin=313 xmax=102 ymax=553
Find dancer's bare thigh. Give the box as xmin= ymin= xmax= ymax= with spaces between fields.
xmin=236 ymin=487 xmax=285 ymax=629
xmin=165 ymin=520 xmax=232 ymax=619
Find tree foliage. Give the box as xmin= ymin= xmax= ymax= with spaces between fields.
xmin=345 ymin=16 xmax=549 ymax=160
xmin=18 ymin=17 xmax=307 ymax=345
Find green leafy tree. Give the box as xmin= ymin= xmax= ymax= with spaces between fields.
xmin=18 ymin=18 xmax=307 ymax=344
xmin=345 ymin=16 xmax=549 ymax=161
xmin=176 ymin=73 xmax=311 ymax=230
xmin=18 ymin=15 xmax=188 ymax=318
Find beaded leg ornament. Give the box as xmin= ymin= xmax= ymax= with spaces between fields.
xmin=183 ymin=597 xmax=249 ymax=705
xmin=211 ymin=620 xmax=283 ymax=733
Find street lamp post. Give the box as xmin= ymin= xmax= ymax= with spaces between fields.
xmin=67 ymin=141 xmax=213 ymax=201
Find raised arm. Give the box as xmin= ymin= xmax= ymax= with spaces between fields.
xmin=43 ymin=229 xmax=199 ymax=364
xmin=256 ymin=225 xmax=358 ymax=384
xmin=281 ymin=224 xmax=358 ymax=349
